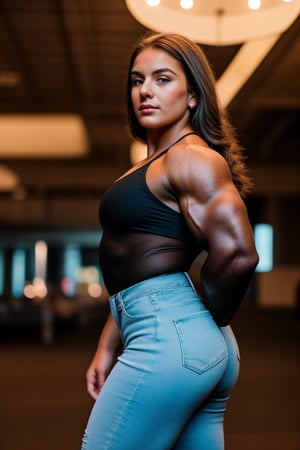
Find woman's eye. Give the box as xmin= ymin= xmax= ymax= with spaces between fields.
xmin=157 ymin=77 xmax=169 ymax=83
xmin=131 ymin=78 xmax=143 ymax=86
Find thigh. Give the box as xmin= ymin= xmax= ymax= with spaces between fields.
xmin=81 ymin=357 xmax=157 ymax=450
xmin=82 ymin=278 xmax=231 ymax=450
xmin=82 ymin=350 xmax=229 ymax=450
xmin=172 ymin=406 xmax=226 ymax=450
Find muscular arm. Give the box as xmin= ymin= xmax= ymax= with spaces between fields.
xmin=197 ymin=188 xmax=258 ymax=325
xmin=168 ymin=145 xmax=259 ymax=326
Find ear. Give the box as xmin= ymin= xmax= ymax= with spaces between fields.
xmin=188 ymin=91 xmax=197 ymax=109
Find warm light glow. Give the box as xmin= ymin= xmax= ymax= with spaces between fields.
xmin=78 ymin=266 xmax=99 ymax=284
xmin=216 ymin=34 xmax=280 ymax=107
xmin=24 ymin=284 xmax=36 ymax=299
xmin=0 ymin=165 xmax=20 ymax=191
xmin=35 ymin=241 xmax=48 ymax=280
xmin=146 ymin=0 xmax=160 ymax=6
xmin=180 ymin=0 xmax=193 ymax=10
xmin=0 ymin=71 xmax=20 ymax=87
xmin=0 ymin=114 xmax=89 ymax=158
xmin=127 ymin=0 xmax=300 ymax=45
xmin=127 ymin=0 xmax=299 ymax=106
xmin=248 ymin=0 xmax=261 ymax=10
xmin=87 ymin=283 xmax=103 ymax=298
xmin=23 ymin=279 xmax=48 ymax=300
xmin=130 ymin=140 xmax=147 ymax=165
xmin=33 ymin=278 xmax=48 ymax=298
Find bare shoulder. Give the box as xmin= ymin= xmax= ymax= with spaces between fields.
xmin=165 ymin=142 xmax=233 ymax=202
xmin=164 ymin=142 xmax=248 ymax=242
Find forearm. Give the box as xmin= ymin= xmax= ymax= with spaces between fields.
xmin=96 ymin=313 xmax=122 ymax=352
xmin=86 ymin=313 xmax=121 ymax=399
xmin=200 ymin=251 xmax=258 ymax=326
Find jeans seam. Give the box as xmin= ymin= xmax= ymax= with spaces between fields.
xmin=105 ymin=307 xmax=158 ymax=448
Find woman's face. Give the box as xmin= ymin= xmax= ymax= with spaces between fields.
xmin=130 ymin=48 xmax=194 ymax=132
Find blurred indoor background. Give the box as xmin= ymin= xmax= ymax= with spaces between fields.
xmin=0 ymin=1 xmax=299 ymax=449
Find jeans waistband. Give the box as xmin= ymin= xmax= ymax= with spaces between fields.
xmin=109 ymin=272 xmax=195 ymax=303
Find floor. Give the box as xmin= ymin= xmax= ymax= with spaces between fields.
xmin=0 ymin=301 xmax=299 ymax=450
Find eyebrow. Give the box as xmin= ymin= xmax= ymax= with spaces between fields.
xmin=131 ymin=68 xmax=177 ymax=77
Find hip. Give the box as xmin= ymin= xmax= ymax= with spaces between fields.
xmin=108 ymin=272 xmax=239 ymax=378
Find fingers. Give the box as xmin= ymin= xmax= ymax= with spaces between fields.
xmin=86 ymin=370 xmax=100 ymax=400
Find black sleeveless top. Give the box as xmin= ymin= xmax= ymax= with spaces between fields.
xmin=99 ymin=133 xmax=197 ymax=244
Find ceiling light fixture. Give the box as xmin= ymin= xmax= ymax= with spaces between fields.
xmin=248 ymin=0 xmax=261 ymax=10
xmin=126 ymin=0 xmax=299 ymax=115
xmin=180 ymin=0 xmax=194 ymax=10
xmin=146 ymin=0 xmax=295 ymax=11
xmin=127 ymin=0 xmax=300 ymax=45
xmin=0 ymin=114 xmax=89 ymax=158
xmin=146 ymin=0 xmax=160 ymax=6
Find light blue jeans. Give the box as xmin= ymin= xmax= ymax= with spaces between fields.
xmin=81 ymin=272 xmax=240 ymax=450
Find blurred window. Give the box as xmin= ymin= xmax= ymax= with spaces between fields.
xmin=12 ymin=249 xmax=26 ymax=298
xmin=62 ymin=244 xmax=81 ymax=296
xmin=254 ymin=223 xmax=274 ymax=272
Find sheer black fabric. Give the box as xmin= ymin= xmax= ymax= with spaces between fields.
xmin=99 ymin=232 xmax=199 ymax=294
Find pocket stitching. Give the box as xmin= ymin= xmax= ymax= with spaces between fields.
xmin=173 ymin=313 xmax=227 ymax=375
xmin=121 ymin=294 xmax=156 ymax=319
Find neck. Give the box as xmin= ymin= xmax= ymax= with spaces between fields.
xmin=147 ymin=127 xmax=195 ymax=156
xmin=147 ymin=131 xmax=197 ymax=158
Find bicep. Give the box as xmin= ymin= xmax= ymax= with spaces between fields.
xmin=211 ymin=192 xmax=251 ymax=244
xmin=188 ymin=189 xmax=258 ymax=326
xmin=169 ymin=144 xmax=254 ymax=253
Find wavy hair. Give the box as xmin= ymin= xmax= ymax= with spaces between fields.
xmin=125 ymin=32 xmax=253 ymax=196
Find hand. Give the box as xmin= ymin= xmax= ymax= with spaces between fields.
xmin=86 ymin=346 xmax=115 ymax=400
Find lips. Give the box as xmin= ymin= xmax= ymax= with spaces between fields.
xmin=139 ymin=104 xmax=157 ymax=113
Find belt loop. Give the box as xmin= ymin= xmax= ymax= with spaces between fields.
xmin=109 ymin=293 xmax=122 ymax=329
xmin=184 ymin=272 xmax=197 ymax=292
xmin=115 ymin=293 xmax=124 ymax=312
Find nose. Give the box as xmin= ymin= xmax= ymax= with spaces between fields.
xmin=139 ymin=78 xmax=153 ymax=99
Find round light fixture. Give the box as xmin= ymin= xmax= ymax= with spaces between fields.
xmin=125 ymin=0 xmax=300 ymax=45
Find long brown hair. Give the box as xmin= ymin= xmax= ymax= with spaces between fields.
xmin=125 ymin=32 xmax=253 ymax=196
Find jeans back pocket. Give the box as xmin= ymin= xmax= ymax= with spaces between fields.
xmin=173 ymin=311 xmax=226 ymax=375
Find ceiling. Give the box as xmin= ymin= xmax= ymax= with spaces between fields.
xmin=0 ymin=0 xmax=299 ymax=229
